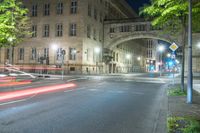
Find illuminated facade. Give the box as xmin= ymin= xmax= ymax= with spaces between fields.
xmin=0 ymin=0 xmax=137 ymax=74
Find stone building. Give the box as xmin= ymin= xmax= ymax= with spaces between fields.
xmin=0 ymin=0 xmax=138 ymax=74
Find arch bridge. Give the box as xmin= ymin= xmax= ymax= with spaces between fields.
xmin=103 ymin=18 xmax=181 ymax=50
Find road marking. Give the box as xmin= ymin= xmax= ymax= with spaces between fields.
xmin=67 ymin=77 xmax=88 ymax=82
xmin=0 ymin=99 xmax=27 ymax=106
xmin=64 ymin=87 xmax=86 ymax=93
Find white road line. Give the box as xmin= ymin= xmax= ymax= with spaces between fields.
xmin=0 ymin=99 xmax=27 ymax=106
xmin=64 ymin=87 xmax=86 ymax=92
xmin=67 ymin=77 xmax=88 ymax=82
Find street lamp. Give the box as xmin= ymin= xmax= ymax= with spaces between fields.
xmin=167 ymin=53 xmax=171 ymax=58
xmin=158 ymin=45 xmax=165 ymax=77
xmin=61 ymin=49 xmax=66 ymax=80
xmin=126 ymin=54 xmax=131 ymax=60
xmin=95 ymin=47 xmax=100 ymax=74
xmin=137 ymin=56 xmax=141 ymax=61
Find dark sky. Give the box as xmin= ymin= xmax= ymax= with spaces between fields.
xmin=126 ymin=0 xmax=150 ymax=13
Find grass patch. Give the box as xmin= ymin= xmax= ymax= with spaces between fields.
xmin=168 ymin=87 xmax=187 ymax=96
xmin=168 ymin=117 xmax=200 ymax=133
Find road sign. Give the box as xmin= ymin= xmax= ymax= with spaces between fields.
xmin=169 ymin=43 xmax=179 ymax=52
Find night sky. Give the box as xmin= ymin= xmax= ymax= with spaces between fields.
xmin=126 ymin=0 xmax=150 ymax=13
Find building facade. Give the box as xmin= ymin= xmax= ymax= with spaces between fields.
xmin=0 ymin=0 xmax=138 ymax=74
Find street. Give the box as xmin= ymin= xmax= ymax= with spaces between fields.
xmin=0 ymin=74 xmax=168 ymax=133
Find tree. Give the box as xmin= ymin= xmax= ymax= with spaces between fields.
xmin=140 ymin=0 xmax=200 ymax=91
xmin=0 ymin=0 xmax=30 ymax=63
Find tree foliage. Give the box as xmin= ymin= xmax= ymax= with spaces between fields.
xmin=0 ymin=0 xmax=30 ymax=47
xmin=139 ymin=0 xmax=200 ymax=34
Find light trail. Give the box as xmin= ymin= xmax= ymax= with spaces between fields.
xmin=0 ymin=83 xmax=76 ymax=102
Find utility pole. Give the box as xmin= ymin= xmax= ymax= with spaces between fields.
xmin=187 ymin=0 xmax=193 ymax=103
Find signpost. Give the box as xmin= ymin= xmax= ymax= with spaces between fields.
xmin=169 ymin=42 xmax=179 ymax=52
xmin=169 ymin=43 xmax=179 ymax=85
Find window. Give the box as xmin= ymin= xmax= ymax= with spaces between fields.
xmin=88 ymin=4 xmax=91 ymax=17
xmin=44 ymin=3 xmax=50 ymax=16
xmin=94 ymin=8 xmax=97 ymax=20
xmin=56 ymin=23 xmax=63 ymax=37
xmin=31 ymin=48 xmax=37 ymax=60
xmin=120 ymin=25 xmax=130 ymax=32
xmin=69 ymin=23 xmax=77 ymax=36
xmin=57 ymin=2 xmax=63 ymax=15
xmin=19 ymin=48 xmax=24 ymax=60
xmin=93 ymin=29 xmax=96 ymax=40
xmin=43 ymin=24 xmax=49 ymax=37
xmin=70 ymin=0 xmax=77 ymax=14
xmin=100 ymin=13 xmax=103 ymax=23
xmin=113 ymin=52 xmax=115 ymax=61
xmin=70 ymin=67 xmax=75 ymax=71
xmin=99 ymin=30 xmax=102 ymax=41
xmin=32 ymin=4 xmax=37 ymax=17
xmin=87 ymin=25 xmax=91 ymax=38
xmin=69 ymin=48 xmax=76 ymax=60
xmin=32 ymin=25 xmax=37 ymax=37
xmin=110 ymin=27 xmax=115 ymax=33
xmin=44 ymin=48 xmax=49 ymax=58
xmin=56 ymin=48 xmax=62 ymax=60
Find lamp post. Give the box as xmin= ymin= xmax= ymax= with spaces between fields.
xmin=158 ymin=45 xmax=165 ymax=77
xmin=187 ymin=0 xmax=193 ymax=104
xmin=95 ymin=47 xmax=100 ymax=74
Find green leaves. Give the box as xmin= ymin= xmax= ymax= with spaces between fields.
xmin=140 ymin=0 xmax=200 ymax=33
xmin=0 ymin=0 xmax=30 ymax=47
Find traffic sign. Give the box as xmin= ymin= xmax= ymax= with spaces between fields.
xmin=169 ymin=43 xmax=179 ymax=51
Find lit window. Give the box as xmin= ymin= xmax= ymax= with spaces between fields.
xmin=44 ymin=48 xmax=49 ymax=58
xmin=69 ymin=23 xmax=77 ymax=36
xmin=69 ymin=48 xmax=76 ymax=60
xmin=57 ymin=2 xmax=63 ymax=15
xmin=43 ymin=24 xmax=49 ymax=37
xmin=19 ymin=48 xmax=24 ymax=60
xmin=56 ymin=23 xmax=63 ymax=37
xmin=31 ymin=48 xmax=37 ymax=60
xmin=32 ymin=25 xmax=37 ymax=37
xmin=70 ymin=0 xmax=77 ymax=14
xmin=44 ymin=3 xmax=50 ymax=16
xmin=87 ymin=25 xmax=91 ymax=38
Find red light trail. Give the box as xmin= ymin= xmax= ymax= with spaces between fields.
xmin=0 ymin=83 xmax=76 ymax=102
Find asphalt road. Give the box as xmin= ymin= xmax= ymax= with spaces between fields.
xmin=0 ymin=74 xmax=168 ymax=133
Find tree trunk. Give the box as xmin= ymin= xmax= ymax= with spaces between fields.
xmin=181 ymin=17 xmax=187 ymax=91
xmin=9 ymin=46 xmax=14 ymax=65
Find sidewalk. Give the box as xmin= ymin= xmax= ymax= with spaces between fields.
xmin=167 ymin=83 xmax=200 ymax=132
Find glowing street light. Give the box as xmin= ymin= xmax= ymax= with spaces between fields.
xmin=158 ymin=45 xmax=165 ymax=52
xmin=167 ymin=53 xmax=171 ymax=58
xmin=197 ymin=42 xmax=200 ymax=48
xmin=126 ymin=54 xmax=131 ymax=59
xmin=51 ymin=44 xmax=58 ymax=50
xmin=95 ymin=47 xmax=100 ymax=54
xmin=137 ymin=56 xmax=141 ymax=61
xmin=175 ymin=59 xmax=180 ymax=64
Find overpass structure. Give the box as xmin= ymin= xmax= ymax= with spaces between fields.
xmin=103 ymin=18 xmax=181 ymax=50
xmin=102 ymin=18 xmax=182 ymax=73
xmin=102 ymin=18 xmax=200 ymax=74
